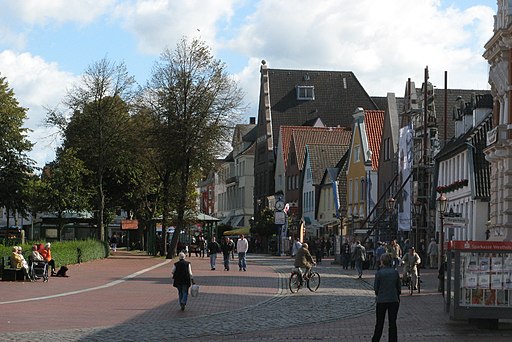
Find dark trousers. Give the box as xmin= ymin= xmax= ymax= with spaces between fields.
xmin=372 ymin=301 xmax=399 ymax=342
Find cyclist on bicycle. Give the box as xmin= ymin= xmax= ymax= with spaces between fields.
xmin=402 ymin=246 xmax=421 ymax=290
xmin=294 ymin=242 xmax=315 ymax=283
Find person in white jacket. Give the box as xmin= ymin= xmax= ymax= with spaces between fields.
xmin=237 ymin=234 xmax=249 ymax=271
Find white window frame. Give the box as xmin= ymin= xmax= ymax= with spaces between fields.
xmin=353 ymin=145 xmax=360 ymax=162
xmin=296 ymin=86 xmax=315 ymax=100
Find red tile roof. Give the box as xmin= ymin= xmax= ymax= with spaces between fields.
xmin=364 ymin=110 xmax=385 ymax=170
xmin=290 ymin=127 xmax=352 ymax=170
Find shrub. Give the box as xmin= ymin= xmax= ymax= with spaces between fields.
xmin=0 ymin=239 xmax=109 ymax=268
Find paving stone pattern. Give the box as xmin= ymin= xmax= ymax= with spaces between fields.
xmin=1 ymin=252 xmax=512 ymax=341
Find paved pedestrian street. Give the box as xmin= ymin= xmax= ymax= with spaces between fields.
xmin=1 ymin=250 xmax=512 ymax=341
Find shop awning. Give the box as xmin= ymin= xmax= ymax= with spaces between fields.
xmin=222 ymin=227 xmax=251 ymax=236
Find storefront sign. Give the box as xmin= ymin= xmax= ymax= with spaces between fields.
xmin=448 ymin=240 xmax=512 ymax=251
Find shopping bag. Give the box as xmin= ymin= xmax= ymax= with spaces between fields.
xmin=191 ymin=284 xmax=199 ymax=297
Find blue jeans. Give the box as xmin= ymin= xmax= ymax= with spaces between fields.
xmin=177 ymin=284 xmax=189 ymax=305
xmin=238 ymin=252 xmax=247 ymax=270
xmin=210 ymin=253 xmax=217 ymax=269
xmin=355 ymin=259 xmax=363 ymax=277
xmin=223 ymin=253 xmax=230 ymax=270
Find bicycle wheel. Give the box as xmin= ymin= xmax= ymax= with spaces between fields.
xmin=307 ymin=272 xmax=321 ymax=292
xmin=289 ymin=272 xmax=301 ymax=293
xmin=409 ymin=276 xmax=414 ymax=295
xmin=417 ymin=276 xmax=421 ymax=293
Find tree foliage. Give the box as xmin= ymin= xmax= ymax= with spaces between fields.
xmin=39 ymin=147 xmax=92 ymax=240
xmin=140 ymin=37 xmax=244 ymax=257
xmin=47 ymin=59 xmax=135 ymax=241
xmin=0 ymin=75 xmax=34 ymax=226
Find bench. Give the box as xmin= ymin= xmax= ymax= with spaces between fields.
xmin=1 ymin=255 xmax=26 ymax=281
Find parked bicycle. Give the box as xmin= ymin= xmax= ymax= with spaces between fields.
xmin=289 ymin=265 xmax=320 ymax=293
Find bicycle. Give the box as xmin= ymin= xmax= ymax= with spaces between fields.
xmin=402 ymin=268 xmax=420 ymax=295
xmin=289 ymin=265 xmax=320 ymax=293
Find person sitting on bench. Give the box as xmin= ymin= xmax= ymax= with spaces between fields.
xmin=11 ymin=246 xmax=33 ymax=281
xmin=39 ymin=243 xmax=56 ymax=276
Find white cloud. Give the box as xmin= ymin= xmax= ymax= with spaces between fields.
xmin=0 ymin=50 xmax=77 ymax=168
xmin=114 ymin=0 xmax=235 ymax=55
xmin=229 ymin=0 xmax=494 ymax=101
xmin=3 ymin=0 xmax=117 ymax=25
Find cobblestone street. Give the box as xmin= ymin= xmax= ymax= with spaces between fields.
xmin=1 ymin=251 xmax=512 ymax=341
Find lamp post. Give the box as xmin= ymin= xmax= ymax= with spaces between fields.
xmin=437 ymin=193 xmax=448 ymax=294
xmin=386 ymin=197 xmax=395 ymax=241
xmin=413 ymin=201 xmax=423 ymax=250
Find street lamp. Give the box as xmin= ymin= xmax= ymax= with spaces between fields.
xmin=413 ymin=201 xmax=423 ymax=249
xmin=386 ymin=197 xmax=395 ymax=241
xmin=437 ymin=193 xmax=449 ymax=294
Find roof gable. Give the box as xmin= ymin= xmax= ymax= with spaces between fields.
xmin=305 ymin=144 xmax=350 ymax=185
xmin=289 ymin=127 xmax=352 ymax=171
xmin=262 ymin=67 xmax=378 ymax=149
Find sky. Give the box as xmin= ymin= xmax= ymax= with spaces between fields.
xmin=0 ymin=0 xmax=498 ymax=169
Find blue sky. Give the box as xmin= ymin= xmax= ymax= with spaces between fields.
xmin=0 ymin=0 xmax=498 ymax=168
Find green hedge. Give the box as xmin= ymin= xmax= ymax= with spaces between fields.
xmin=0 ymin=239 xmax=109 ymax=267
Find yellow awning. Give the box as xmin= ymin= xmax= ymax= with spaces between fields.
xmin=222 ymin=227 xmax=251 ymax=236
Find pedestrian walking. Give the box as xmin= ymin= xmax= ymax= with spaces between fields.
xmin=110 ymin=233 xmax=118 ymax=252
xmin=221 ymin=236 xmax=235 ymax=271
xmin=207 ymin=236 xmax=221 ymax=270
xmin=341 ymin=239 xmax=351 ymax=269
xmin=237 ymin=234 xmax=249 ymax=271
xmin=352 ymin=240 xmax=366 ymax=278
xmin=427 ymin=238 xmax=438 ymax=269
xmin=171 ymin=252 xmax=195 ymax=311
xmin=374 ymin=241 xmax=386 ymax=270
xmin=387 ymin=239 xmax=402 ymax=269
xmin=372 ymin=253 xmax=401 ymax=342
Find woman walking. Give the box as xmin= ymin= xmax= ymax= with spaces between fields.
xmin=171 ymin=252 xmax=195 ymax=311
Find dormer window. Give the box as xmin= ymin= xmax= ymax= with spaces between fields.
xmin=296 ymin=86 xmax=315 ymax=100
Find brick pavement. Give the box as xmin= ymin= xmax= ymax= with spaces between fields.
xmin=1 ymin=250 xmax=512 ymax=341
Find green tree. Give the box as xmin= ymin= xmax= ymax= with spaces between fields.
xmin=0 ymin=75 xmax=34 ymax=227
xmin=40 ymin=147 xmax=92 ymax=240
xmin=47 ymin=59 xmax=135 ymax=241
xmin=141 ymin=37 xmax=244 ymax=257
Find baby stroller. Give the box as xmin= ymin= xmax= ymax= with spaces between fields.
xmin=29 ymin=257 xmax=49 ymax=282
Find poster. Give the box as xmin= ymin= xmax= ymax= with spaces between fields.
xmin=465 ymin=273 xmax=477 ymax=288
xmin=491 ymin=273 xmax=503 ymax=289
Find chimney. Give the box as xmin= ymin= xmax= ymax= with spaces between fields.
xmin=250 ymin=117 xmax=256 ymax=124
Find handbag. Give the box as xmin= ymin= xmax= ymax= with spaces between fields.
xmin=190 ymin=284 xmax=199 ymax=297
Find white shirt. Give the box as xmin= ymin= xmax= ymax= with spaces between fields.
xmin=237 ymin=238 xmax=249 ymax=253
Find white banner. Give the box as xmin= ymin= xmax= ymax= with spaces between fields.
xmin=397 ymin=126 xmax=413 ymax=231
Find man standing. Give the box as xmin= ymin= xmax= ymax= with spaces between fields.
xmin=387 ymin=239 xmax=402 ymax=269
xmin=221 ymin=236 xmax=234 ymax=271
xmin=341 ymin=239 xmax=351 ymax=270
xmin=371 ymin=253 xmax=401 ymax=342
xmin=207 ymin=236 xmax=221 ymax=270
xmin=427 ymin=238 xmax=438 ymax=269
xmin=237 ymin=234 xmax=249 ymax=271
xmin=352 ymin=240 xmax=366 ymax=279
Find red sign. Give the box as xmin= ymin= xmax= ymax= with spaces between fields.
xmin=447 ymin=240 xmax=512 ymax=251
xmin=121 ymin=219 xmax=139 ymax=230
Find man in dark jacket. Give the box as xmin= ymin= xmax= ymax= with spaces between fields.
xmin=207 ymin=237 xmax=221 ymax=270
xmin=171 ymin=252 xmax=194 ymax=311
xmin=220 ymin=237 xmax=234 ymax=271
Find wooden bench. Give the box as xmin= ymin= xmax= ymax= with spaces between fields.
xmin=1 ymin=255 xmax=26 ymax=281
